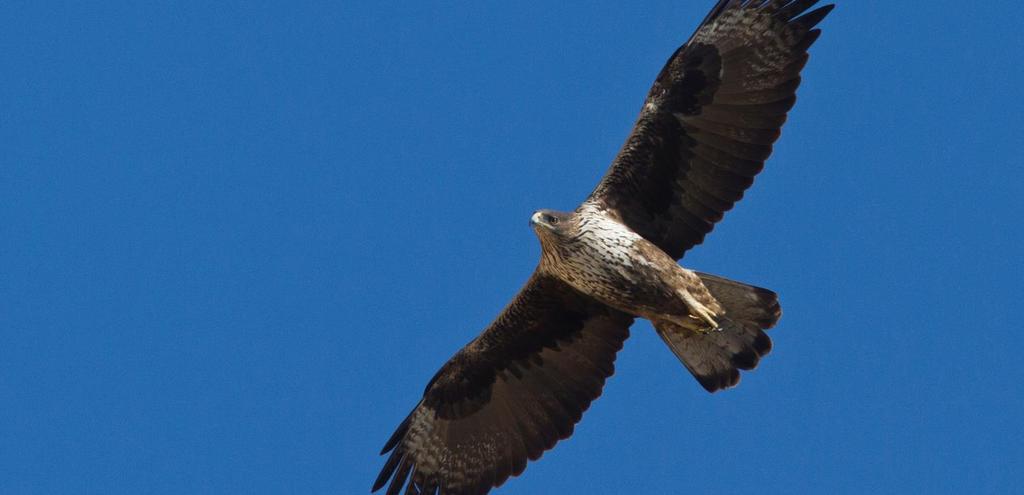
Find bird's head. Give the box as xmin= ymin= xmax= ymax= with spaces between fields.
xmin=530 ymin=209 xmax=572 ymax=241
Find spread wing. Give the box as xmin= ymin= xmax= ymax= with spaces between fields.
xmin=373 ymin=273 xmax=633 ymax=495
xmin=587 ymin=0 xmax=834 ymax=259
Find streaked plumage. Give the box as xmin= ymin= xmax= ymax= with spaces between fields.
xmin=374 ymin=1 xmax=833 ymax=493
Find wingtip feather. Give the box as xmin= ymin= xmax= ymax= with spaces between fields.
xmin=775 ymin=0 xmax=820 ymax=21
xmin=385 ymin=457 xmax=413 ymax=495
xmin=372 ymin=451 xmax=403 ymax=492
xmin=380 ymin=412 xmax=412 ymax=455
xmin=792 ymin=4 xmax=834 ymax=31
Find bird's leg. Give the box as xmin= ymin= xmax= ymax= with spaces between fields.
xmin=677 ymin=288 xmax=720 ymax=332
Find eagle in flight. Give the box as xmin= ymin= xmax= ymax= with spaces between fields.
xmin=374 ymin=1 xmax=833 ymax=493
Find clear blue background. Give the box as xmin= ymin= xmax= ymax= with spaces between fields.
xmin=3 ymin=1 xmax=1022 ymax=493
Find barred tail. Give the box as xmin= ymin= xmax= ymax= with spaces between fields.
xmin=654 ymin=273 xmax=780 ymax=392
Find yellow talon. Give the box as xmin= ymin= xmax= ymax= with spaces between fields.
xmin=679 ymin=289 xmax=719 ymax=329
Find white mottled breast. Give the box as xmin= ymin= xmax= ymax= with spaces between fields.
xmin=544 ymin=205 xmax=667 ymax=306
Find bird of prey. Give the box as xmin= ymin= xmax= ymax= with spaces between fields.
xmin=373 ymin=1 xmax=833 ymax=494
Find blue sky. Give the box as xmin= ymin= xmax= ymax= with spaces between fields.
xmin=2 ymin=1 xmax=1023 ymax=493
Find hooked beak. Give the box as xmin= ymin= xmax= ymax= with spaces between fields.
xmin=529 ymin=211 xmax=543 ymax=228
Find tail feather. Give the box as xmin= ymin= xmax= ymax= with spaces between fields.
xmin=654 ymin=273 xmax=780 ymax=393
xmin=695 ymin=271 xmax=781 ymax=329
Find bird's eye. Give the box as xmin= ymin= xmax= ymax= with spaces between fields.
xmin=546 ymin=215 xmax=558 ymax=224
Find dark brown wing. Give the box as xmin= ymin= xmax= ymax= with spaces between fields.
xmin=587 ymin=0 xmax=834 ymax=259
xmin=372 ymin=273 xmax=633 ymax=495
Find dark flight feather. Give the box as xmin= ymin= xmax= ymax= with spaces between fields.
xmin=588 ymin=1 xmax=832 ymax=259
xmin=374 ymin=274 xmax=631 ymax=494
